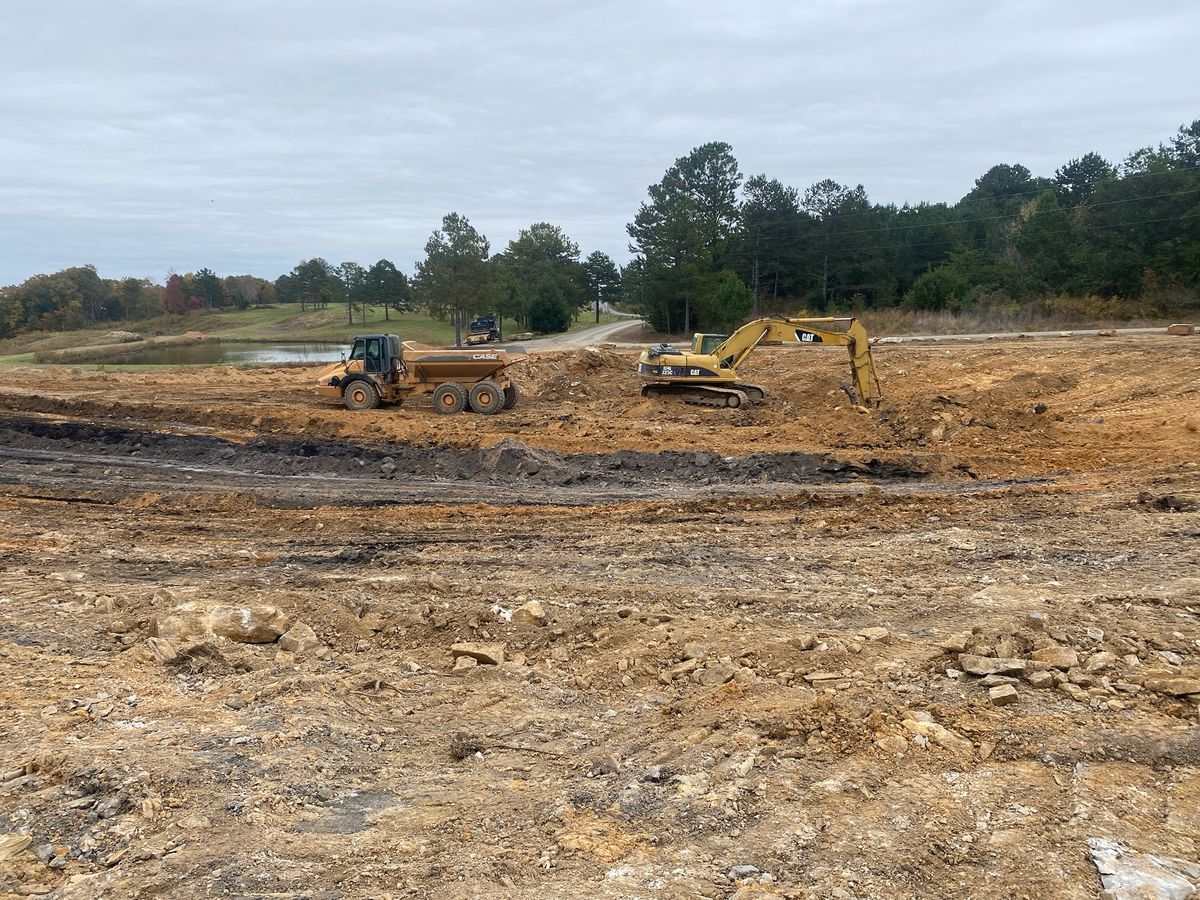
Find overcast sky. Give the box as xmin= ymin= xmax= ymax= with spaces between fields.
xmin=1 ymin=0 xmax=1197 ymax=285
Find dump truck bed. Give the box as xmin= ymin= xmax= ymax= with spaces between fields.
xmin=400 ymin=342 xmax=512 ymax=381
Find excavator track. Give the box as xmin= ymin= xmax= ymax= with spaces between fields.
xmin=729 ymin=382 xmax=766 ymax=402
xmin=641 ymin=383 xmax=752 ymax=408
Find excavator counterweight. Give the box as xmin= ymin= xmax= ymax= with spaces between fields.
xmin=636 ymin=316 xmax=882 ymax=409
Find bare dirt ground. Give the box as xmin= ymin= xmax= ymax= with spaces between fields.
xmin=1 ymin=334 xmax=1198 ymax=899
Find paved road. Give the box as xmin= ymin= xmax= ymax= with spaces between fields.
xmin=506 ymin=317 xmax=644 ymax=352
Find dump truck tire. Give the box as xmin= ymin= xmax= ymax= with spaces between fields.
xmin=503 ymin=380 xmax=520 ymax=410
xmin=433 ymin=382 xmax=467 ymax=415
xmin=469 ymin=380 xmax=504 ymax=415
xmin=343 ymin=380 xmax=380 ymax=411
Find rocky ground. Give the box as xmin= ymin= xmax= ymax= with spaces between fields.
xmin=0 ymin=333 xmax=1198 ymax=899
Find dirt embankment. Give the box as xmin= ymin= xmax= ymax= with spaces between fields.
xmin=0 ymin=335 xmax=1196 ymax=481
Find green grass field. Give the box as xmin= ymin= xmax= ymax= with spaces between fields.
xmin=0 ymin=306 xmax=627 ymax=364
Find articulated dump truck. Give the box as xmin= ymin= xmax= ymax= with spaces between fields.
xmin=315 ymin=333 xmax=520 ymax=414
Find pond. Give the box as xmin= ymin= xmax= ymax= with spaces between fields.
xmin=119 ymin=342 xmax=347 ymax=366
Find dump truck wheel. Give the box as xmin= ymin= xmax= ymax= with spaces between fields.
xmin=343 ymin=380 xmax=380 ymax=411
xmin=468 ymin=380 xmax=504 ymax=415
xmin=432 ymin=382 xmax=467 ymax=415
xmin=503 ymin=380 xmax=520 ymax=410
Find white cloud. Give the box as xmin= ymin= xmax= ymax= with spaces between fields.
xmin=1 ymin=0 xmax=1196 ymax=283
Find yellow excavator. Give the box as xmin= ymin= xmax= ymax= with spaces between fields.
xmin=636 ymin=316 xmax=882 ymax=408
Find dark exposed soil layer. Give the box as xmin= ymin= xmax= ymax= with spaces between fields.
xmin=0 ymin=415 xmax=931 ymax=508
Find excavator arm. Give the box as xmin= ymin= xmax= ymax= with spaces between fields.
xmin=714 ymin=316 xmax=882 ymax=407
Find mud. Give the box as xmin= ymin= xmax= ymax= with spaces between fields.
xmin=1 ymin=334 xmax=1199 ymax=899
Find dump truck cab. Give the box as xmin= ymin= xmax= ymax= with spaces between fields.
xmin=346 ymin=334 xmax=403 ymax=381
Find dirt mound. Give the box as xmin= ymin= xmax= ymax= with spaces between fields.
xmin=520 ymin=346 xmax=642 ymax=402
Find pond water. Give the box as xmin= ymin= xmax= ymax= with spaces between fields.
xmin=119 ymin=342 xmax=346 ymax=366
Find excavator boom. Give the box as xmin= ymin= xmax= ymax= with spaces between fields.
xmin=637 ymin=315 xmax=882 ymax=409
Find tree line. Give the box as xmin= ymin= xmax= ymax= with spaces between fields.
xmin=625 ymin=118 xmax=1200 ymax=332
xmin=3 ymin=117 xmax=1196 ymax=339
xmin=0 ymin=224 xmax=621 ymax=342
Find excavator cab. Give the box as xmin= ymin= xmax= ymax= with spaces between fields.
xmin=692 ymin=333 xmax=728 ymax=355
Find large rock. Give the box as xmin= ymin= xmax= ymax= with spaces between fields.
xmin=1143 ymin=676 xmax=1200 ymax=696
xmin=1029 ymin=645 xmax=1079 ymax=670
xmin=152 ymin=603 xmax=290 ymax=644
xmin=958 ymin=654 xmax=1026 ymax=676
xmin=208 ymin=605 xmax=289 ymax=642
xmin=450 ymin=642 xmax=505 ymax=666
xmin=1088 ymin=837 xmax=1200 ymax=899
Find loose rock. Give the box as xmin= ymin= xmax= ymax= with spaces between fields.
xmin=1088 ymin=836 xmax=1200 ymax=898
xmin=511 ymin=600 xmax=547 ymax=626
xmin=0 ymin=833 xmax=32 ymax=861
xmin=144 ymin=637 xmax=177 ymax=664
xmin=901 ymin=719 xmax=974 ymax=755
xmin=697 ymin=663 xmax=736 ymax=686
xmin=279 ymin=622 xmax=320 ymax=654
xmin=1025 ymin=670 xmax=1054 ymax=689
xmin=875 ymin=735 xmax=908 ymax=755
xmin=989 ymin=685 xmax=1019 ymax=706
xmin=1084 ymin=651 xmax=1117 ymax=673
xmin=1143 ymin=676 xmax=1200 ymax=697
xmin=450 ymin=642 xmax=505 ymax=666
xmin=152 ymin=602 xmax=290 ymax=644
xmin=958 ymin=654 xmax=1026 ymax=676
xmin=980 ymin=674 xmax=1019 ymax=687
xmin=1029 ymin=645 xmax=1079 ymax=670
